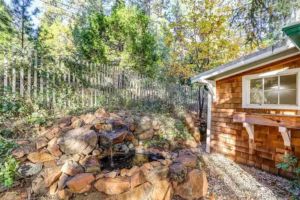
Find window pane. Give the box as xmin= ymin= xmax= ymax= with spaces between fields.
xmin=264 ymin=76 xmax=278 ymax=90
xmin=250 ymin=91 xmax=263 ymax=104
xmin=280 ymin=74 xmax=297 ymax=90
xmin=279 ymin=90 xmax=297 ymax=105
xmin=250 ymin=78 xmax=263 ymax=104
xmin=250 ymin=78 xmax=262 ymax=90
xmin=264 ymin=90 xmax=278 ymax=104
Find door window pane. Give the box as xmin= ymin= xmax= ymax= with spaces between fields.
xmin=264 ymin=76 xmax=278 ymax=90
xmin=280 ymin=74 xmax=297 ymax=90
xmin=279 ymin=90 xmax=297 ymax=105
xmin=264 ymin=90 xmax=278 ymax=104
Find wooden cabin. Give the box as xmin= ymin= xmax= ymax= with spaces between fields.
xmin=191 ymin=25 xmax=300 ymax=174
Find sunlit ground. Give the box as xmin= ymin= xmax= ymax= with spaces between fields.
xmin=201 ymin=150 xmax=291 ymax=200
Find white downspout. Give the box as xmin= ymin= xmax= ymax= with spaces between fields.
xmin=206 ymin=90 xmax=212 ymax=153
xmin=205 ymin=80 xmax=215 ymax=153
xmin=193 ymin=79 xmax=216 ymax=153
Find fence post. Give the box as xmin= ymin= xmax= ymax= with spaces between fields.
xmin=12 ymin=64 xmax=16 ymax=96
xmin=3 ymin=53 xmax=8 ymax=94
xmin=46 ymin=66 xmax=50 ymax=107
xmin=40 ymin=57 xmax=44 ymax=103
xmin=33 ymin=51 xmax=38 ymax=99
xmin=20 ymin=65 xmax=24 ymax=97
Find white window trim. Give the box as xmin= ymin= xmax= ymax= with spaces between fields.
xmin=242 ymin=68 xmax=300 ymax=110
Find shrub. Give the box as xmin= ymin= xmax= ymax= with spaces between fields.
xmin=0 ymin=138 xmax=19 ymax=188
xmin=0 ymin=91 xmax=33 ymax=123
xmin=276 ymin=154 xmax=300 ymax=199
xmin=0 ymin=156 xmax=19 ymax=187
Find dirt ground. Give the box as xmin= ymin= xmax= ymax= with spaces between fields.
xmin=201 ymin=150 xmax=292 ymax=200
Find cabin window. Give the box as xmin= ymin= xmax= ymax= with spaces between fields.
xmin=242 ymin=68 xmax=300 ymax=110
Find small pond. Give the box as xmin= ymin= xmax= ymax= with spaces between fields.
xmin=100 ymin=150 xmax=165 ymax=171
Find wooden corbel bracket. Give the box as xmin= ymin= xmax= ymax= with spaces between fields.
xmin=243 ymin=122 xmax=254 ymax=141
xmin=279 ymin=126 xmax=291 ymax=148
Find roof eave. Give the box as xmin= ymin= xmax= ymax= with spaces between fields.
xmin=191 ymin=42 xmax=299 ymax=83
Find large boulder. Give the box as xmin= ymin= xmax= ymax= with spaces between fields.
xmin=71 ymin=117 xmax=85 ymax=129
xmin=56 ymin=116 xmax=72 ymax=128
xmin=36 ymin=137 xmax=48 ymax=149
xmin=150 ymin=178 xmax=173 ymax=200
xmin=57 ymin=127 xmax=98 ymax=155
xmin=18 ymin=162 xmax=43 ymax=177
xmin=61 ymin=160 xmax=83 ymax=176
xmin=174 ymin=169 xmax=208 ymax=200
xmin=169 ymin=162 xmax=187 ymax=183
xmin=94 ymin=108 xmax=108 ymax=118
xmin=100 ymin=129 xmax=130 ymax=145
xmin=137 ymin=130 xmax=154 ymax=140
xmin=94 ymin=177 xmax=131 ymax=195
xmin=47 ymin=137 xmax=62 ymax=157
xmin=44 ymin=127 xmax=62 ymax=140
xmin=31 ymin=176 xmax=47 ymax=195
xmin=12 ymin=143 xmax=35 ymax=159
xmin=80 ymin=155 xmax=101 ymax=173
xmin=43 ymin=166 xmax=62 ymax=187
xmin=66 ymin=173 xmax=95 ymax=193
xmin=80 ymin=114 xmax=96 ymax=124
xmin=175 ymin=150 xmax=198 ymax=168
xmin=27 ymin=152 xmax=56 ymax=163
xmin=138 ymin=116 xmax=152 ymax=131
xmin=130 ymin=170 xmax=146 ymax=188
xmin=108 ymin=182 xmax=153 ymax=200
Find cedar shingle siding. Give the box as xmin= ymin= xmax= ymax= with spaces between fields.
xmin=211 ymin=55 xmax=300 ymax=175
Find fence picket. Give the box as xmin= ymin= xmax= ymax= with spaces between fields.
xmin=0 ymin=50 xmax=206 ymax=117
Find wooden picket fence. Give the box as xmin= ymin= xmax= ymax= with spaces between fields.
xmin=0 ymin=49 xmax=206 ymax=117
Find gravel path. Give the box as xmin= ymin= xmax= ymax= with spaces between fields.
xmin=201 ymin=151 xmax=292 ymax=200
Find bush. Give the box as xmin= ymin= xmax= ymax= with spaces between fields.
xmin=0 ymin=138 xmax=19 ymax=188
xmin=26 ymin=110 xmax=48 ymax=125
xmin=0 ymin=156 xmax=19 ymax=187
xmin=0 ymin=91 xmax=33 ymax=122
xmin=276 ymin=154 xmax=300 ymax=199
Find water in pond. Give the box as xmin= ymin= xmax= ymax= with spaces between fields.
xmin=100 ymin=150 xmax=164 ymax=171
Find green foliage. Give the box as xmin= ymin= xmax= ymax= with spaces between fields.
xmin=144 ymin=135 xmax=169 ymax=149
xmin=11 ymin=0 xmax=38 ymax=48
xmin=0 ymin=0 xmax=13 ymax=47
xmin=73 ymin=3 xmax=160 ymax=77
xmin=0 ymin=138 xmax=18 ymax=159
xmin=0 ymin=138 xmax=19 ymax=188
xmin=0 ymin=129 xmax=14 ymax=139
xmin=231 ymin=0 xmax=300 ymax=48
xmin=0 ymin=156 xmax=19 ymax=188
xmin=276 ymin=154 xmax=300 ymax=198
xmin=26 ymin=111 xmax=47 ymax=125
xmin=0 ymin=91 xmax=33 ymax=122
xmin=166 ymin=0 xmax=242 ymax=79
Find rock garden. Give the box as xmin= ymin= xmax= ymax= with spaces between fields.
xmin=2 ymin=108 xmax=208 ymax=200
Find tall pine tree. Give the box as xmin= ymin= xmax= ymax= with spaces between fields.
xmin=0 ymin=0 xmax=14 ymax=47
xmin=12 ymin=0 xmax=37 ymax=49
